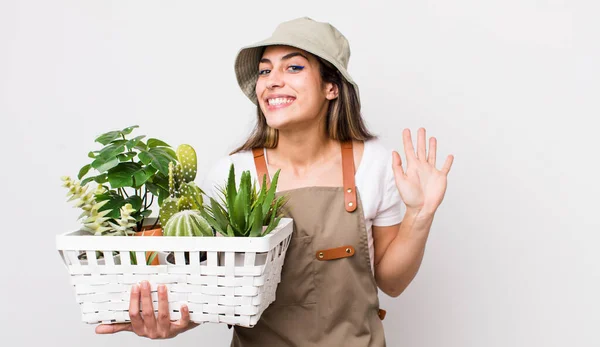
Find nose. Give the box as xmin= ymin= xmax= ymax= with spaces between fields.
xmin=266 ymin=69 xmax=284 ymax=90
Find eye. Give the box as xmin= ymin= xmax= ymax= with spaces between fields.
xmin=288 ymin=65 xmax=304 ymax=72
xmin=258 ymin=69 xmax=271 ymax=76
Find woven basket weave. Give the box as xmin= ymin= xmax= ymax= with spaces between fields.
xmin=55 ymin=218 xmax=294 ymax=328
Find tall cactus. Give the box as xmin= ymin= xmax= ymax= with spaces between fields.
xmin=159 ymin=144 xmax=204 ymax=227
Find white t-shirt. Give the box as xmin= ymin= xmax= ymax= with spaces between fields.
xmin=199 ymin=137 xmax=405 ymax=270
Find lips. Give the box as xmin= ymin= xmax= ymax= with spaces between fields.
xmin=264 ymin=95 xmax=296 ymax=110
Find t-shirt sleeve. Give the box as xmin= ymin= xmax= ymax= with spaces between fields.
xmin=372 ymin=154 xmax=404 ymax=226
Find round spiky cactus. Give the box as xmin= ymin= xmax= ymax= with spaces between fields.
xmin=163 ymin=210 xmax=213 ymax=237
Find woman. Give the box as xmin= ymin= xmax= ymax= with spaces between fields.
xmin=96 ymin=17 xmax=454 ymax=345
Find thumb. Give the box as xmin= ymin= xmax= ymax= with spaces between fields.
xmin=392 ymin=151 xmax=405 ymax=179
xmin=95 ymin=323 xmax=132 ymax=334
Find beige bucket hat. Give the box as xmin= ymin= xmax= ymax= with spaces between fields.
xmin=234 ymin=17 xmax=360 ymax=105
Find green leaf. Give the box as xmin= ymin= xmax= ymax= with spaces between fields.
xmin=249 ymin=207 xmax=263 ymax=237
xmin=125 ymin=135 xmax=145 ymax=151
xmin=78 ymin=164 xmax=91 ymax=180
xmin=96 ymin=194 xmax=125 ymax=219
xmin=107 ymin=162 xmax=143 ymax=188
xmin=146 ymin=251 xmax=158 ymax=265
xmin=226 ymin=164 xmax=237 ymax=211
xmin=88 ymin=151 xmax=96 ymax=159
xmin=133 ymin=166 xmax=156 ymax=188
xmin=95 ymin=130 xmax=122 ymax=145
xmin=138 ymin=148 xmax=176 ymax=175
xmin=121 ymin=125 xmax=139 ymax=135
xmin=147 ymin=138 xmax=171 ymax=148
xmin=92 ymin=156 xmax=119 ymax=173
xmin=117 ymin=152 xmax=137 ymax=162
xmin=96 ymin=143 xmax=126 ymax=160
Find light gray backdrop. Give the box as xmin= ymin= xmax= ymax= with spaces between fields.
xmin=1 ymin=0 xmax=597 ymax=346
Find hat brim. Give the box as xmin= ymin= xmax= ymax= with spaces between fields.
xmin=234 ymin=38 xmax=360 ymax=105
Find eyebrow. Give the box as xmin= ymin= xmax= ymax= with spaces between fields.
xmin=259 ymin=52 xmax=309 ymax=64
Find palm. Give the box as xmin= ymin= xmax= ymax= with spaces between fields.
xmin=392 ymin=128 xmax=454 ymax=215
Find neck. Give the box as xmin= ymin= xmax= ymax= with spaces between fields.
xmin=268 ymin=120 xmax=338 ymax=172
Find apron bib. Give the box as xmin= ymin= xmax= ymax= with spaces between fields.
xmin=231 ymin=141 xmax=386 ymax=347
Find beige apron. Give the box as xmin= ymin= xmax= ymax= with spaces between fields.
xmin=230 ymin=141 xmax=387 ymax=347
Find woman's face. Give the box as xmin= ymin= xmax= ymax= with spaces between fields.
xmin=255 ymin=45 xmax=337 ymax=131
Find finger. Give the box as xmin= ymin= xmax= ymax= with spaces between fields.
xmin=402 ymin=128 xmax=417 ymax=162
xmin=173 ymin=304 xmax=194 ymax=333
xmin=441 ymin=155 xmax=454 ymax=175
xmin=96 ymin=323 xmax=132 ymax=334
xmin=139 ymin=281 xmax=158 ymax=332
xmin=392 ymin=151 xmax=405 ymax=178
xmin=156 ymin=284 xmax=171 ymax=335
xmin=417 ymin=127 xmax=427 ymax=161
xmin=428 ymin=137 xmax=437 ymax=167
xmin=129 ymin=284 xmax=145 ymax=333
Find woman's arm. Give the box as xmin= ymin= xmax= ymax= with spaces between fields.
xmin=373 ymin=127 xmax=453 ymax=297
xmin=373 ymin=208 xmax=434 ymax=297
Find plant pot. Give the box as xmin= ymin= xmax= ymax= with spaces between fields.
xmin=165 ymin=251 xmax=207 ymax=265
xmin=134 ymin=226 xmax=163 ymax=265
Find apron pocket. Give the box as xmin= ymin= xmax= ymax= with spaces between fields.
xmin=272 ymin=235 xmax=316 ymax=305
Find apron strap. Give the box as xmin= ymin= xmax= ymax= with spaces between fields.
xmin=341 ymin=140 xmax=357 ymax=212
xmin=251 ymin=141 xmax=357 ymax=213
xmin=252 ymin=147 xmax=271 ymax=188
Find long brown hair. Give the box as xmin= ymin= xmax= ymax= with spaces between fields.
xmin=230 ymin=52 xmax=375 ymax=154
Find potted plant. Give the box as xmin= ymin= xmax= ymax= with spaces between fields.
xmin=156 ymin=143 xmax=215 ymax=265
xmin=62 ymin=125 xmax=178 ymax=265
xmin=200 ymin=163 xmax=288 ymax=266
xmin=201 ymin=163 xmax=287 ymax=238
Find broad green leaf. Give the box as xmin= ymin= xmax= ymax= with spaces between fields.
xmin=78 ymin=164 xmax=91 ymax=180
xmin=107 ymin=162 xmax=143 ymax=188
xmin=125 ymin=135 xmax=145 ymax=151
xmin=121 ymin=125 xmax=139 ymax=135
xmin=138 ymin=148 xmax=175 ymax=175
xmin=97 ymin=143 xmax=126 ymax=160
xmin=147 ymin=138 xmax=170 ymax=148
xmin=117 ymin=152 xmax=137 ymax=162
xmin=97 ymin=194 xmax=125 ymax=219
xmin=92 ymin=156 xmax=119 ymax=173
xmin=132 ymin=166 xmax=156 ymax=188
xmin=95 ymin=130 xmax=121 ymax=145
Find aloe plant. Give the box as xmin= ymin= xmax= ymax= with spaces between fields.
xmin=201 ymin=163 xmax=287 ymax=237
xmin=159 ymin=144 xmax=205 ymax=226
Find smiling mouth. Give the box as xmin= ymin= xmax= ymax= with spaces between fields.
xmin=267 ymin=97 xmax=295 ymax=107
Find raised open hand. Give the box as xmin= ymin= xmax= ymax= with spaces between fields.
xmin=392 ymin=128 xmax=454 ymax=216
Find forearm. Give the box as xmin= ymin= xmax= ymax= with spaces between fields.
xmin=375 ymin=208 xmax=435 ymax=297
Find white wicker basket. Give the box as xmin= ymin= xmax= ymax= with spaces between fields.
xmin=55 ymin=218 xmax=294 ymax=328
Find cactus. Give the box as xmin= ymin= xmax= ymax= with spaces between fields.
xmin=159 ymin=144 xmax=204 ymax=226
xmin=163 ymin=210 xmax=213 ymax=237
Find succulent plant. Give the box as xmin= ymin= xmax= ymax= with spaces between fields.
xmin=107 ymin=203 xmax=137 ymax=236
xmin=159 ymin=144 xmax=204 ymax=226
xmin=62 ymin=176 xmax=112 ymax=235
xmin=62 ymin=176 xmax=146 ymax=236
xmin=163 ymin=210 xmax=213 ymax=237
xmin=201 ymin=163 xmax=287 ymax=237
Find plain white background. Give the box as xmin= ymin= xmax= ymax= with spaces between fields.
xmin=1 ymin=0 xmax=597 ymax=346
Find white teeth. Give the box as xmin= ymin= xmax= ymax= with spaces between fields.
xmin=268 ymin=98 xmax=294 ymax=105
